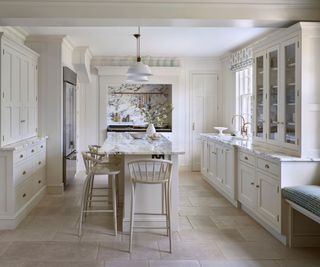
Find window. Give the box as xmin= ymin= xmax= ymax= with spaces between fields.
xmin=235 ymin=67 xmax=253 ymax=135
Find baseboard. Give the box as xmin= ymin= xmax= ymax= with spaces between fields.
xmin=201 ymin=174 xmax=239 ymax=208
xmin=0 ymin=186 xmax=46 ymax=230
xmin=47 ymin=184 xmax=64 ymax=194
xmin=292 ymin=235 xmax=320 ymax=247
xmin=241 ymin=204 xmax=287 ymax=245
xmin=179 ymin=165 xmax=191 ymax=171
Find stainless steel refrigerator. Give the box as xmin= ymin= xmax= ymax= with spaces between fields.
xmin=63 ymin=67 xmax=77 ymax=187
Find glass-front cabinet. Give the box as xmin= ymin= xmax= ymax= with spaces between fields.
xmin=282 ymin=39 xmax=298 ymax=146
xmin=267 ymin=47 xmax=280 ymax=142
xmin=254 ymin=52 xmax=265 ymax=140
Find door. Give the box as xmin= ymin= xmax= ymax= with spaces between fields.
xmin=281 ymin=37 xmax=300 ymax=148
xmin=223 ymin=146 xmax=234 ymax=196
xmin=191 ymin=73 xmax=218 ymax=171
xmin=266 ymin=46 xmax=280 ymax=144
xmin=238 ymin=162 xmax=256 ymax=210
xmin=256 ymin=171 xmax=281 ymax=230
xmin=253 ymin=51 xmax=266 ymax=142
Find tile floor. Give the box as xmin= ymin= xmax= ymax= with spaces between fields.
xmin=0 ymin=171 xmax=320 ymax=266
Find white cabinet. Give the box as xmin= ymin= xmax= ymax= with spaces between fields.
xmin=238 ymin=161 xmax=256 ymax=209
xmin=0 ymin=137 xmax=47 ymax=229
xmin=252 ymin=22 xmax=320 ymax=158
xmin=0 ymin=32 xmax=39 ymax=147
xmin=200 ymin=136 xmax=236 ymax=205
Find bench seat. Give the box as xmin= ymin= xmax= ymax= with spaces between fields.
xmin=282 ymin=185 xmax=320 ymax=217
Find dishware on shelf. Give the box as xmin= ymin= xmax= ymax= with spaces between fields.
xmin=146 ymin=123 xmax=156 ymax=136
xmin=214 ymin=127 xmax=228 ymax=136
xmin=149 ymin=133 xmax=161 ymax=140
xmin=130 ymin=133 xmax=146 ymax=139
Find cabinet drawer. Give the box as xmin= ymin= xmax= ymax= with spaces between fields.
xmin=239 ymin=151 xmax=256 ymax=166
xmin=14 ymin=161 xmax=31 ymax=185
xmin=27 ymin=145 xmax=38 ymax=157
xmin=34 ymin=152 xmax=46 ymax=171
xmin=13 ymin=149 xmax=27 ymax=164
xmin=257 ymin=158 xmax=279 ymax=177
xmin=33 ymin=168 xmax=46 ymax=193
xmin=15 ymin=178 xmax=33 ymax=211
xmin=38 ymin=142 xmax=46 ymax=152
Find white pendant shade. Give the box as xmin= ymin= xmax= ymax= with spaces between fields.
xmin=126 ymin=62 xmax=152 ymax=76
xmin=126 ymin=74 xmax=149 ymax=83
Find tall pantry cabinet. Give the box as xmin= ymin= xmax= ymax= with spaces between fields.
xmin=0 ymin=32 xmax=39 ymax=146
xmin=0 ymin=32 xmax=47 ymax=229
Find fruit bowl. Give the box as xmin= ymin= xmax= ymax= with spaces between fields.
xmin=214 ymin=127 xmax=228 ymax=136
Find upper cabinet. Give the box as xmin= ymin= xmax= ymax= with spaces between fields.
xmin=0 ymin=33 xmax=39 ymax=146
xmin=252 ymin=23 xmax=320 ymax=158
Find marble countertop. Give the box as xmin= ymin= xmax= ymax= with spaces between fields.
xmin=0 ymin=136 xmax=48 ymax=151
xmin=200 ymin=133 xmax=320 ymax=162
xmin=101 ymin=132 xmax=184 ymax=155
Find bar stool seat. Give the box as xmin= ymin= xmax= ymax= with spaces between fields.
xmin=79 ymin=152 xmax=120 ymax=237
xmin=128 ymin=159 xmax=173 ymax=253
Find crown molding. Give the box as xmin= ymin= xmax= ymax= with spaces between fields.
xmin=0 ymin=26 xmax=28 ymax=44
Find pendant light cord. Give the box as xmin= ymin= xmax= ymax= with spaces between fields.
xmin=134 ymin=26 xmax=141 ymax=62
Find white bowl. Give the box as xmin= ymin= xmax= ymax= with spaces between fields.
xmin=214 ymin=127 xmax=228 ymax=136
xmin=130 ymin=133 xmax=146 ymax=139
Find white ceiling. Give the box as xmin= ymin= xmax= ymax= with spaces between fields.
xmin=23 ymin=26 xmax=274 ymax=57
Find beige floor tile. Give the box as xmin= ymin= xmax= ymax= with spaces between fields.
xmin=188 ymin=197 xmax=231 ymax=208
xmin=275 ymin=246 xmax=320 ymax=260
xmin=0 ymin=228 xmax=57 ymax=242
xmin=130 ymin=241 xmax=161 ymax=260
xmin=276 ymin=259 xmax=320 ymax=267
xmin=178 ymin=228 xmax=244 ymax=243
xmin=179 ymin=207 xmax=216 ymax=216
xmin=187 ymin=216 xmax=218 ymax=229
xmin=0 ymin=242 xmax=11 ymax=256
xmin=216 ymin=241 xmax=283 ymax=260
xmin=179 ymin=216 xmax=193 ymax=230
xmin=21 ymin=261 xmax=105 ymax=267
xmin=105 ymin=260 xmax=148 ymax=267
xmin=236 ymin=226 xmax=275 ymax=242
xmin=158 ymin=241 xmax=225 ymax=260
xmin=150 ymin=260 xmax=201 ymax=267
xmin=97 ymin=240 xmax=130 ymax=261
xmin=211 ymin=207 xmax=246 ymax=217
xmin=0 ymin=261 xmax=22 ymax=267
xmin=200 ymin=259 xmax=280 ymax=267
xmin=0 ymin=241 xmax=44 ymax=261
xmin=39 ymin=241 xmax=99 ymax=261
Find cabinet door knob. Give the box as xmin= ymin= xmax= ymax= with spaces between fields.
xmin=245 ymin=156 xmax=248 ymax=160
xmin=20 ymin=120 xmax=26 ymax=123
xmin=256 ymin=185 xmax=260 ymax=188
xmin=40 ymin=145 xmax=43 ymax=148
xmin=38 ymin=161 xmax=42 ymax=165
xmin=38 ymin=180 xmax=42 ymax=184
xmin=22 ymin=171 xmax=26 ymax=175
xmin=31 ymin=149 xmax=35 ymax=153
xmin=20 ymin=154 xmax=24 ymax=158
xmin=22 ymin=193 xmax=26 ymax=198
xmin=265 ymin=164 xmax=270 ymax=169
xmin=250 ymin=182 xmax=255 ymax=185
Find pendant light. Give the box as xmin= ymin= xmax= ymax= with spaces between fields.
xmin=126 ymin=27 xmax=152 ymax=82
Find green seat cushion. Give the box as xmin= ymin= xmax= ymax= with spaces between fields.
xmin=282 ymin=185 xmax=320 ymax=217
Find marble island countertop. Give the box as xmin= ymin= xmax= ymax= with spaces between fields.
xmin=200 ymin=133 xmax=320 ymax=162
xmin=101 ymin=132 xmax=184 ymax=155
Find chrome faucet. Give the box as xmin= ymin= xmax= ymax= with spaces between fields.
xmin=231 ymin=114 xmax=247 ymax=136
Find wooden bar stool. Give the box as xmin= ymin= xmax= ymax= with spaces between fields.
xmin=79 ymin=152 xmax=120 ymax=237
xmin=128 ymin=159 xmax=173 ymax=253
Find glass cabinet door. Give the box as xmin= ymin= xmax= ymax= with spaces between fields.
xmin=284 ymin=42 xmax=297 ymax=145
xmin=268 ymin=49 xmax=279 ymax=141
xmin=255 ymin=55 xmax=264 ymax=139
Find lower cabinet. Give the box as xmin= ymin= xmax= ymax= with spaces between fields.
xmin=0 ymin=137 xmax=47 ymax=229
xmin=200 ymin=137 xmax=236 ymax=204
xmin=238 ymin=162 xmax=257 ymax=209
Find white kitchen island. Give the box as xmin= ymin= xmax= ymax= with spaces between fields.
xmin=101 ymin=132 xmax=184 ymax=232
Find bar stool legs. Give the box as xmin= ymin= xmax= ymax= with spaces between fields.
xmin=111 ymin=174 xmax=117 ymax=236
xmin=129 ymin=183 xmax=135 ymax=253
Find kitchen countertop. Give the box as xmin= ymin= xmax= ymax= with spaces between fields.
xmin=200 ymin=133 xmax=320 ymax=162
xmin=101 ymin=132 xmax=184 ymax=155
xmin=0 ymin=136 xmax=48 ymax=151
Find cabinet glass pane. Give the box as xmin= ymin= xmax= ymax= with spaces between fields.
xmin=255 ymin=56 xmax=264 ymax=138
xmin=268 ymin=50 xmax=279 ymax=140
xmin=284 ymin=43 xmax=296 ymax=144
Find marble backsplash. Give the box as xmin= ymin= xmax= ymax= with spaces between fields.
xmin=107 ymin=83 xmax=172 ymax=127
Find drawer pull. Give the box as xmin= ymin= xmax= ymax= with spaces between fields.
xmin=38 ymin=161 xmax=42 ymax=165
xmin=20 ymin=120 xmax=26 ymax=123
xmin=22 ymin=171 xmax=26 ymax=175
xmin=31 ymin=149 xmax=35 ymax=153
xmin=244 ymin=156 xmax=248 ymax=160
xmin=38 ymin=180 xmax=42 ymax=184
xmin=265 ymin=164 xmax=270 ymax=169
xmin=22 ymin=193 xmax=26 ymax=198
xmin=256 ymin=185 xmax=260 ymax=188
xmin=20 ymin=154 xmax=24 ymax=158
xmin=250 ymin=182 xmax=255 ymax=185
xmin=40 ymin=145 xmax=43 ymax=149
